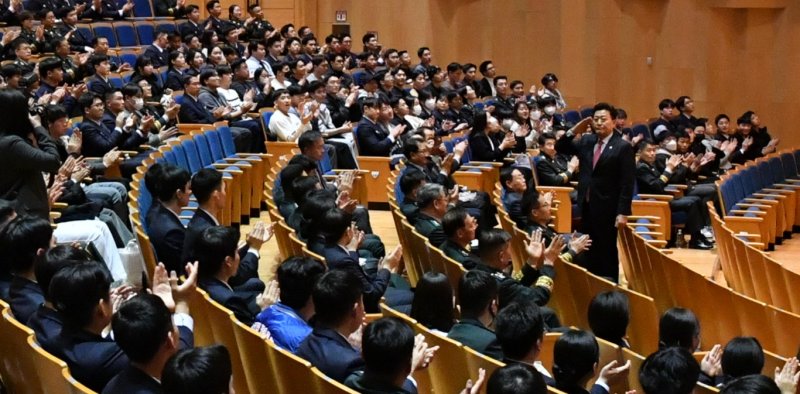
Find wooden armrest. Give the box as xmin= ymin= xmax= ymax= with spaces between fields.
xmin=627 ymin=215 xmax=661 ymax=220
xmin=730 ymin=210 xmax=767 ymax=216
xmin=466 ymin=161 xmax=503 ymax=168
xmin=139 ymin=144 xmax=154 ymax=150
xmin=736 ymin=202 xmax=772 ymax=208
xmin=746 ymin=242 xmax=766 ymax=249
xmin=733 ymin=233 xmax=762 ymax=240
xmin=655 ymin=244 xmax=671 ymax=251
xmin=637 ymin=193 xmax=674 ymax=201
xmin=752 ymin=192 xmax=786 ymax=198
xmin=213 ymin=163 xmax=252 ymax=170
xmin=52 ymin=202 xmax=68 ymax=210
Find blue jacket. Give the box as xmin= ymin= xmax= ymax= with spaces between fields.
xmin=102 ymin=365 xmax=164 ymax=394
xmin=27 ymin=304 xmax=63 ymax=350
xmin=9 ymin=275 xmax=44 ymax=325
xmin=321 ymin=243 xmax=390 ymax=313
xmin=256 ymin=302 xmax=311 ymax=353
xmin=199 ymin=277 xmax=262 ymax=326
xmin=178 ymin=94 xmax=216 ymax=124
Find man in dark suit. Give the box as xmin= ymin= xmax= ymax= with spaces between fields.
xmin=182 ymin=169 xmax=271 ymax=287
xmin=178 ymin=74 xmax=251 ymax=152
xmin=356 ymin=97 xmax=405 ymax=157
xmin=178 ymin=5 xmax=204 ymax=39
xmin=398 ymin=169 xmax=425 ymax=224
xmin=448 ymin=270 xmax=503 ymax=360
xmin=82 ymin=0 xmax=134 ymax=20
xmin=60 ymin=9 xmax=93 ymax=53
xmin=296 ymin=269 xmax=366 ymax=382
xmin=440 ymin=208 xmax=482 ymax=270
xmin=494 ymin=300 xmax=556 ymax=386
xmin=5 ymin=216 xmax=53 ymax=324
xmin=196 ymin=226 xmax=269 ymax=326
xmin=556 ymin=103 xmax=634 ymax=281
xmin=500 ymin=167 xmax=531 ymax=228
xmin=103 ymin=290 xmax=195 ymax=394
xmin=46 ymin=261 xmax=195 ymax=393
xmin=536 ymin=133 xmax=579 ymax=188
xmin=144 ymin=164 xmax=190 ymax=274
xmin=319 ymin=208 xmax=411 ymax=314
xmin=477 ymin=60 xmax=496 ymax=98
xmin=413 ymin=183 xmax=448 ymax=248
xmin=489 ymin=75 xmax=515 ymax=120
xmin=143 ymin=30 xmax=170 ymax=68
xmin=87 ymin=54 xmax=114 ymax=98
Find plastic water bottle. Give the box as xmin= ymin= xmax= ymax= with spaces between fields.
xmin=675 ymin=229 xmax=687 ymax=248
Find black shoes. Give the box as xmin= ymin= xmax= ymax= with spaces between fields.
xmin=689 ymin=233 xmax=714 ymax=250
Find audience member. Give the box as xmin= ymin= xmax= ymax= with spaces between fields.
xmin=552 ymin=329 xmax=630 ymax=394
xmin=639 ymin=347 xmax=700 ymax=394
xmin=145 ymin=163 xmax=191 ymax=274
xmin=162 ymin=345 xmax=234 ymax=394
xmin=448 ymin=270 xmax=503 ymax=360
xmin=256 ymin=256 xmax=325 ymax=353
xmin=494 ymin=300 xmax=553 ymax=384
xmin=487 ymin=364 xmax=547 ymax=394
xmin=587 ymin=291 xmax=630 ymax=348
xmin=4 ymin=216 xmax=54 ymax=323
xmin=409 ymin=272 xmax=455 ymax=333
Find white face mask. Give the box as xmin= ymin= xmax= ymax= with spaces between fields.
xmin=665 ymin=140 xmax=677 ymax=152
xmin=530 ymin=110 xmax=542 ymax=121
xmin=544 ymin=106 xmax=556 ymax=116
xmin=412 ymin=104 xmax=423 ymax=116
xmin=134 ymin=97 xmax=144 ymax=110
xmin=423 ymin=99 xmax=435 ymax=111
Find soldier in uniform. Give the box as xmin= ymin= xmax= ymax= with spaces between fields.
xmin=397 ymin=168 xmax=425 ymax=225
xmin=440 ymin=208 xmax=482 ymax=270
xmin=246 ymin=4 xmax=274 ymax=41
xmin=521 ymin=190 xmax=591 ymax=264
xmin=413 ymin=183 xmax=448 ymax=247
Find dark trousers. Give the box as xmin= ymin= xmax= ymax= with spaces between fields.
xmin=669 ymin=195 xmax=704 ymax=236
xmin=231 ymin=119 xmax=264 ymax=152
xmin=580 ymin=201 xmax=619 ymax=282
xmin=230 ymin=126 xmax=253 ymax=153
xmin=686 ymin=183 xmax=716 ymax=226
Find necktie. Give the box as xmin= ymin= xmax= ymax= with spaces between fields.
xmin=592 ymin=140 xmax=604 ymax=168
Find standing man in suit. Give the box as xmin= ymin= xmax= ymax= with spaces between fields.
xmin=557 ymin=102 xmax=634 ymax=282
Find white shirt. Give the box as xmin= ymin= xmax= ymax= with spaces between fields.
xmin=218 ymin=87 xmax=243 ymax=113
xmin=269 ymin=109 xmax=310 ymax=142
xmin=246 ymin=56 xmax=273 ymax=78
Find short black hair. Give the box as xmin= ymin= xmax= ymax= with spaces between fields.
xmin=658 ymin=308 xmax=699 ymax=350
xmin=658 ymin=98 xmax=675 ymax=111
xmin=1 ymin=216 xmax=53 ymax=273
xmin=78 ymin=93 xmax=100 ymax=113
xmin=90 ymin=54 xmax=109 ymax=68
xmin=495 ymin=300 xmax=544 ymax=360
xmin=191 ymin=168 xmax=223 ymax=204
xmin=312 ymin=269 xmax=363 ymax=327
xmin=721 ymin=375 xmax=780 ymax=394
xmin=417 ymin=46 xmax=430 ymax=58
xmin=155 ymin=164 xmax=191 ymax=202
xmin=639 ymin=347 xmax=700 ymax=394
xmin=112 ymin=294 xmax=174 ymax=363
xmin=399 ymin=170 xmax=426 ymax=197
xmin=38 ymin=57 xmax=62 ymax=79
xmin=144 ymin=163 xmax=164 ymax=196
xmin=593 ymin=102 xmax=617 ymax=120
xmin=477 ymin=228 xmax=511 ymax=261
xmin=442 ymin=207 xmax=468 ymax=238
xmin=721 ymin=337 xmax=764 ymax=378
xmin=36 ymin=245 xmax=91 ymax=300
xmin=499 ymin=167 xmax=517 ymax=191
xmin=162 ymin=345 xmax=232 ymax=394
xmin=458 ymin=270 xmax=497 ymax=319
xmin=50 ymin=261 xmax=111 ymax=329
xmin=587 ymin=291 xmax=630 ymax=346
xmin=199 ymin=69 xmax=218 ymax=85
xmin=553 ymin=330 xmax=599 ymax=387
xmin=487 ymin=364 xmax=546 ymax=394
xmin=321 ymin=208 xmax=351 ymax=244
xmin=195 ymin=226 xmax=240 ymax=278
xmin=479 ymin=60 xmax=493 ymax=75
xmin=287 ymin=176 xmax=318 ymax=204
xmin=276 ymin=256 xmax=326 ymax=310
xmin=675 ymin=96 xmax=691 ymax=111
xmin=298 ymin=130 xmax=323 ymax=153
xmin=205 ymin=0 xmax=219 ymax=11
xmin=120 ymin=83 xmax=142 ymax=99
xmin=362 ymin=317 xmax=415 ymax=377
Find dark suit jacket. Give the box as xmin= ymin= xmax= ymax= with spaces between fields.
xmin=536 ymin=154 xmax=575 ymax=187
xmin=47 ymin=325 xmax=193 ymax=392
xmin=556 ymin=383 xmax=609 ymax=394
xmin=0 ymin=129 xmax=61 ymax=219
xmin=143 ymin=45 xmax=169 ymax=68
xmin=145 ymin=202 xmax=186 ymax=274
xmin=154 ymin=0 xmax=186 ymax=17
xmin=322 ymin=243 xmax=390 ymax=313
xmin=477 ymin=78 xmax=494 ymax=98
xmin=503 ymin=191 xmax=527 ymax=229
xmin=356 ymin=117 xmax=394 ymax=156
xmin=179 ymin=94 xmax=216 ymax=124
xmin=636 ymin=161 xmax=672 ymax=194
xmin=403 ymin=161 xmax=457 ymax=190
xmin=557 ymin=132 xmax=634 ymax=216
xmin=165 ymin=68 xmax=184 ymax=91
xmin=102 ymin=365 xmax=164 ymax=394
xmin=296 ymin=326 xmax=364 ymax=382
xmin=447 ymin=318 xmax=503 ymax=360
xmin=469 ymin=132 xmax=513 ymax=162
xmin=400 ymin=198 xmax=419 ymax=225
xmin=178 ymin=21 xmax=204 ymax=40
xmin=61 ymin=25 xmax=93 ymax=52
xmin=9 ymin=275 xmax=44 ymax=324
xmin=181 ymin=210 xmax=259 ymax=287
xmin=344 ymin=371 xmax=418 ymax=394
xmin=199 ymin=277 xmax=261 ymax=326
xmin=414 ymin=212 xmax=447 ymax=248
xmin=81 ymin=118 xmax=148 ymax=158
xmin=473 ymin=263 xmax=555 ymax=308
xmin=27 ymin=305 xmax=63 ymax=350
xmin=439 ymin=239 xmax=481 ymax=270
xmin=88 ymin=74 xmax=114 ymax=98
xmin=502 ymin=360 xmax=557 ymax=387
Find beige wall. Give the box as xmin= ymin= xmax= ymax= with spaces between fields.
xmin=230 ymin=0 xmax=800 ymax=146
